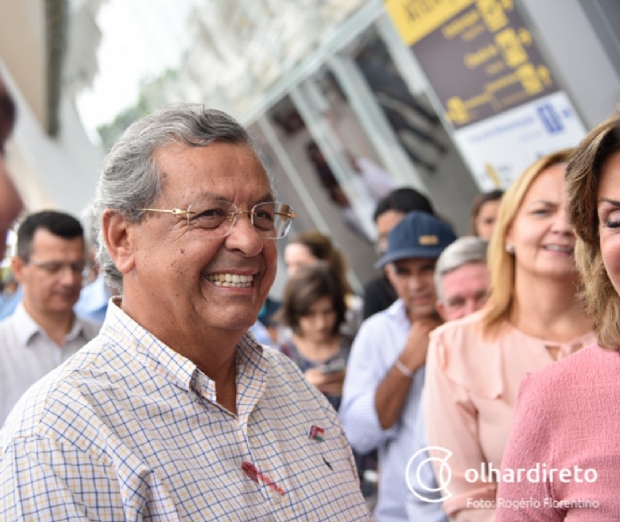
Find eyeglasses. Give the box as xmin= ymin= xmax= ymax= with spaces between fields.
xmin=137 ymin=199 xmax=297 ymax=240
xmin=28 ymin=259 xmax=87 ymax=276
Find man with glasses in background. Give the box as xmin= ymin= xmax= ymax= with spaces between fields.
xmin=0 ymin=105 xmax=370 ymax=520
xmin=0 ymin=210 xmax=99 ymax=422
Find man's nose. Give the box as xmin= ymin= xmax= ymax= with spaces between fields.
xmin=59 ymin=265 xmax=82 ymax=285
xmin=407 ymin=274 xmax=424 ymax=291
xmin=225 ymin=212 xmax=264 ymax=256
xmin=464 ymin=299 xmax=479 ymax=316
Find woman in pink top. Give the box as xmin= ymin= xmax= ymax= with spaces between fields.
xmin=423 ymin=149 xmax=595 ymax=522
xmin=496 ymin=113 xmax=620 ymax=521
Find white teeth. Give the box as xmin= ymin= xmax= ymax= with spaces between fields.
xmin=546 ymin=245 xmax=573 ymax=253
xmin=206 ymin=273 xmax=253 ymax=287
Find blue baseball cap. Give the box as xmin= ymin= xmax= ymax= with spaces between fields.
xmin=376 ymin=211 xmax=456 ymax=268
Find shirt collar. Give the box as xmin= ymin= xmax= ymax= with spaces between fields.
xmin=386 ymin=298 xmax=411 ymax=324
xmin=13 ymin=302 xmax=89 ymax=347
xmin=13 ymin=302 xmax=41 ymax=346
xmin=102 ymin=297 xmax=268 ymax=413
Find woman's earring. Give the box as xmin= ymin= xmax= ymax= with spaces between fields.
xmin=506 ymin=243 xmax=515 ymax=255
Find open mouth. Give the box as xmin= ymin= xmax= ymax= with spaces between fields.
xmin=544 ymin=245 xmax=574 ymax=255
xmin=206 ymin=273 xmax=254 ymax=288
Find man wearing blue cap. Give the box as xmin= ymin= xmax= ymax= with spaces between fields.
xmin=341 ymin=211 xmax=456 ymax=522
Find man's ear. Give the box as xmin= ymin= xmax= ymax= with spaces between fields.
xmin=11 ymin=255 xmax=26 ymax=284
xmin=102 ymin=210 xmax=135 ymax=275
xmin=435 ymin=301 xmax=447 ymax=322
xmin=384 ymin=264 xmax=396 ymax=288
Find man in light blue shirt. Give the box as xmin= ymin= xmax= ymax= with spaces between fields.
xmin=0 ymin=284 xmax=21 ymax=320
xmin=341 ymin=211 xmax=455 ymax=522
xmin=74 ymin=271 xmax=115 ymax=324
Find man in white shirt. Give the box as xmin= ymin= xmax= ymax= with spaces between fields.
xmin=341 ymin=211 xmax=456 ymax=522
xmin=0 ymin=210 xmax=100 ymax=422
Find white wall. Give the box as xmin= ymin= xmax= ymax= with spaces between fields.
xmin=520 ymin=0 xmax=620 ymax=128
xmin=2 ymin=61 xmax=104 ymax=222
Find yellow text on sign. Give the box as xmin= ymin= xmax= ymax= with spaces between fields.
xmin=385 ymin=0 xmax=475 ymax=46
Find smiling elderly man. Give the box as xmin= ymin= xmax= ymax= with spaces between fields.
xmin=0 ymin=105 xmax=370 ymax=520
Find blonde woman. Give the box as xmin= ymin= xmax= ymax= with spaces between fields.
xmin=423 ymin=149 xmax=595 ymax=521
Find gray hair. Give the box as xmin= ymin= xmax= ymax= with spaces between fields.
xmin=434 ymin=236 xmax=488 ymax=303
xmin=83 ymin=104 xmax=271 ymax=291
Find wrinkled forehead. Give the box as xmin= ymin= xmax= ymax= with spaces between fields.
xmin=153 ymin=141 xmax=274 ymax=200
xmin=29 ymin=228 xmax=86 ymax=255
xmin=442 ymin=261 xmax=489 ymax=291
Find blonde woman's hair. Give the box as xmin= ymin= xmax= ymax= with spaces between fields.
xmin=481 ymin=148 xmax=574 ymax=337
xmin=566 ymin=111 xmax=620 ymax=349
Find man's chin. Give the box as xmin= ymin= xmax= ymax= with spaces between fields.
xmin=407 ymin=303 xmax=437 ymax=319
xmin=51 ymin=303 xmax=79 ymax=314
xmin=217 ymin=313 xmax=260 ymax=334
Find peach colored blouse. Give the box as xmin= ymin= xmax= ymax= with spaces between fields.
xmin=424 ymin=310 xmax=595 ymax=522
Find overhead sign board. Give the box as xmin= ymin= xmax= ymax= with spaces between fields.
xmin=385 ymin=0 xmax=587 ymax=189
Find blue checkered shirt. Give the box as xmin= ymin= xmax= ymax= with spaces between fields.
xmin=0 ymin=299 xmax=370 ymax=520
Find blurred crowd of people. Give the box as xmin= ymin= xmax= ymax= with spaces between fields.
xmin=1 ymin=70 xmax=620 ymax=521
